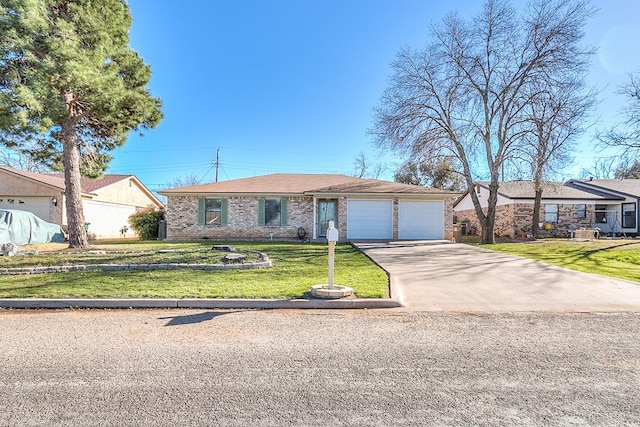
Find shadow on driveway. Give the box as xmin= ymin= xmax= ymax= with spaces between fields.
xmin=355 ymin=240 xmax=640 ymax=312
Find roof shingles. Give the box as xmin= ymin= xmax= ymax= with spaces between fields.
xmin=0 ymin=166 xmax=132 ymax=194
xmin=159 ymin=173 xmax=459 ymax=196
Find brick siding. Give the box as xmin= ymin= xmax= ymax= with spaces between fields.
xmin=166 ymin=196 xmax=315 ymax=240
xmin=167 ymin=195 xmax=455 ymax=241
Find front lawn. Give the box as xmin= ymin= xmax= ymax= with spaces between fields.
xmin=0 ymin=241 xmax=389 ymax=299
xmin=483 ymin=239 xmax=640 ymax=283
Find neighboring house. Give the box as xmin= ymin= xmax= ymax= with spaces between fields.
xmin=0 ymin=166 xmax=163 ymax=239
xmin=565 ymin=178 xmax=640 ymax=236
xmin=454 ymin=181 xmax=622 ymax=238
xmin=159 ymin=173 xmax=460 ymax=241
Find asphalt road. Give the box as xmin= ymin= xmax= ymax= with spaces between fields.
xmin=1 ymin=309 xmax=639 ymax=426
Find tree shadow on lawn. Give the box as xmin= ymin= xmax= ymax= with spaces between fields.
xmin=552 ymin=241 xmax=640 ymax=267
xmin=159 ymin=310 xmax=243 ymax=327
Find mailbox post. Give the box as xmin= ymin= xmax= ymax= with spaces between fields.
xmin=310 ymin=220 xmax=352 ymax=299
xmin=326 ymin=221 xmax=339 ymax=290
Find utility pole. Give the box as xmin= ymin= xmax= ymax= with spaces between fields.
xmin=214 ymin=147 xmax=219 ymax=183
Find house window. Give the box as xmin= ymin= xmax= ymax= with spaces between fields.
xmin=595 ymin=205 xmax=607 ymax=224
xmin=622 ymin=203 xmax=637 ymax=229
xmin=544 ymin=204 xmax=558 ymax=223
xmin=259 ymin=198 xmax=288 ymax=226
xmin=198 ymin=198 xmax=227 ymax=226
xmin=265 ymin=199 xmax=281 ymax=226
xmin=205 ymin=199 xmax=223 ymax=225
xmin=576 ymin=204 xmax=586 ymax=219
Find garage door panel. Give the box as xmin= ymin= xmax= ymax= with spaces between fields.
xmin=347 ymin=199 xmax=392 ymax=239
xmin=0 ymin=196 xmax=51 ymax=221
xmin=398 ymin=200 xmax=444 ymax=240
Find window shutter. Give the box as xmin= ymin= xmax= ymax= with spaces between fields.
xmin=280 ymin=198 xmax=287 ymax=226
xmin=221 ymin=199 xmax=228 ymax=226
xmin=258 ymin=199 xmax=265 ymax=226
xmin=197 ymin=198 xmax=205 ymax=225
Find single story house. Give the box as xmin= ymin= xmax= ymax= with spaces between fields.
xmin=159 ymin=173 xmax=460 ymax=241
xmin=565 ymin=178 xmax=640 ymax=236
xmin=453 ymin=180 xmax=623 ymax=238
xmin=0 ymin=166 xmax=163 ymax=239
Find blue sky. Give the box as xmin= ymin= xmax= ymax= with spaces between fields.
xmin=107 ymin=1 xmax=640 ymax=190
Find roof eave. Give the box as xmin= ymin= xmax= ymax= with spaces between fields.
xmin=0 ymin=167 xmax=65 ymax=192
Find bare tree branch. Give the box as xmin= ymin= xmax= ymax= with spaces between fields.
xmin=371 ymin=0 xmax=595 ymax=243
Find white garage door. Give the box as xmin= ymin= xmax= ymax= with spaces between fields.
xmin=0 ymin=196 xmax=51 ymax=221
xmin=347 ymin=199 xmax=393 ymax=239
xmin=398 ymin=200 xmax=444 ymax=240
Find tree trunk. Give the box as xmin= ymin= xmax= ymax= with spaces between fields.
xmin=61 ymin=117 xmax=89 ymax=249
xmin=531 ymin=188 xmax=542 ymax=238
xmin=481 ymin=181 xmax=499 ymax=244
xmin=481 ymin=216 xmax=495 ymax=244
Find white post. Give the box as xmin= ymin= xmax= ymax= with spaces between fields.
xmin=326 ymin=221 xmax=339 ymax=290
xmin=312 ymin=196 xmax=317 ymax=239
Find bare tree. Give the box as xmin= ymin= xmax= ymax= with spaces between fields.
xmin=0 ymin=147 xmax=51 ymax=173
xmin=371 ymin=0 xmax=595 ymax=243
xmin=614 ymin=159 xmax=640 ymax=179
xmin=163 ymin=173 xmax=203 ymax=189
xmin=352 ymin=151 xmax=386 ymax=179
xmin=521 ymin=81 xmax=596 ymax=237
xmin=580 ymin=157 xmax=618 ymax=179
xmin=599 ymin=72 xmax=640 ymax=155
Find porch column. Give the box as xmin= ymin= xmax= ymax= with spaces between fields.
xmin=312 ymin=196 xmax=317 ymax=239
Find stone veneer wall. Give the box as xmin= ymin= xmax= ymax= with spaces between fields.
xmin=455 ymin=203 xmax=596 ymax=238
xmin=166 ymin=196 xmax=315 ymax=240
xmin=455 ymin=205 xmax=515 ymax=237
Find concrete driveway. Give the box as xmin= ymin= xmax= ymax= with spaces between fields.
xmin=355 ymin=241 xmax=640 ymax=312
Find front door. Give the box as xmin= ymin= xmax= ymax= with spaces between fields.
xmin=318 ymin=200 xmax=337 ymax=237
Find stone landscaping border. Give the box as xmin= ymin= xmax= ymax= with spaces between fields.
xmin=0 ymin=250 xmax=271 ymax=275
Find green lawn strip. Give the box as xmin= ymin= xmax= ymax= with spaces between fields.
xmin=483 ymin=240 xmax=640 ymax=283
xmin=0 ymin=242 xmax=388 ymax=299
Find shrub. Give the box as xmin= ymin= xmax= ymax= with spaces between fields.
xmin=129 ymin=207 xmax=165 ymax=240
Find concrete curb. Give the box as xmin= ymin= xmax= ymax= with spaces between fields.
xmin=0 ymin=297 xmax=403 ymax=310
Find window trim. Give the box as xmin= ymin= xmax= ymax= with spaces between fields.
xmin=622 ymin=202 xmax=637 ymax=229
xmin=198 ymin=198 xmax=228 ymax=226
xmin=544 ymin=203 xmax=559 ymax=224
xmin=576 ymin=204 xmax=586 ymax=219
xmin=258 ymin=198 xmax=288 ymax=227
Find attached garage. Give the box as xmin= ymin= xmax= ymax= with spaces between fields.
xmin=347 ymin=199 xmax=393 ymax=239
xmin=398 ymin=200 xmax=444 ymax=240
xmin=0 ymin=196 xmax=51 ymax=221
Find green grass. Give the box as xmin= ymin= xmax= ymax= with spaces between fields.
xmin=482 ymin=239 xmax=640 ymax=283
xmin=0 ymin=241 xmax=389 ymax=299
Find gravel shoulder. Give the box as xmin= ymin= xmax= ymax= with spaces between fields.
xmin=1 ymin=309 xmax=638 ymax=426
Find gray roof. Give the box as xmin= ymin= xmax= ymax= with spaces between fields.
xmin=567 ymin=179 xmax=640 ymax=198
xmin=477 ymin=181 xmax=612 ymax=200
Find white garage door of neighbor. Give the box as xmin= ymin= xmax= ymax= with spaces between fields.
xmin=347 ymin=199 xmax=393 ymax=239
xmin=398 ymin=200 xmax=444 ymax=239
xmin=0 ymin=196 xmax=51 ymax=221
